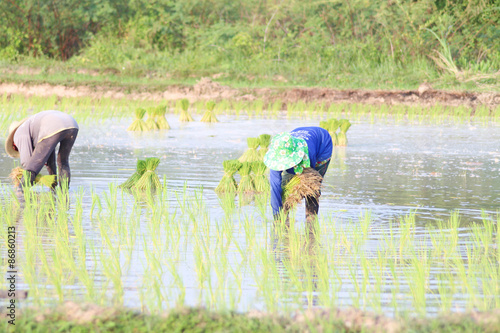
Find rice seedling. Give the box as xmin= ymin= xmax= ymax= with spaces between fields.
xmin=405 ymin=246 xmax=431 ymax=315
xmin=305 ymin=101 xmax=317 ymax=118
xmin=252 ymin=99 xmax=264 ymax=116
xmin=337 ymin=119 xmax=352 ymax=146
xmin=281 ymin=168 xmax=322 ymax=212
xmin=119 ymin=159 xmax=147 ymax=189
xmin=127 ymin=108 xmax=148 ymax=131
xmin=238 ymin=137 xmax=260 ymax=162
xmin=193 ymin=100 xmax=205 ymax=114
xmin=200 ymin=100 xmax=219 ymax=123
xmin=254 ymin=191 xmax=270 ymax=220
xmin=144 ymin=107 xmax=159 ymax=130
xmin=285 ymin=102 xmax=295 ymax=118
xmin=270 ymin=99 xmax=282 ymax=113
xmin=215 ymin=160 xmax=241 ymax=193
xmin=178 ymin=98 xmax=194 ymax=122
xmin=214 ymin=99 xmax=230 ymax=115
xmin=134 ymin=157 xmax=162 ymax=191
xmin=252 ymin=161 xmax=270 ymax=193
xmin=231 ymin=100 xmax=245 ymax=116
xmin=258 ymin=134 xmax=271 ymax=159
xmin=155 ymin=104 xmax=170 ymax=130
xmin=9 ymin=167 xmax=56 ymax=188
xmin=237 ymin=162 xmax=255 ymax=193
xmin=437 ymin=270 xmax=456 ymax=313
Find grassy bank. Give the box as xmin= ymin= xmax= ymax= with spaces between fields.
xmin=1 ymin=1 xmax=499 ymax=91
xmin=0 ymin=55 xmax=447 ymax=92
xmin=0 ymin=55 xmax=497 ymax=93
xmin=3 ymin=304 xmax=500 ymax=333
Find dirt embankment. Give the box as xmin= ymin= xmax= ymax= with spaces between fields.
xmin=1 ymin=79 xmax=499 ymax=108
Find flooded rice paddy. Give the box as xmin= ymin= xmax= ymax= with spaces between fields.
xmin=1 ymin=111 xmax=499 ymax=317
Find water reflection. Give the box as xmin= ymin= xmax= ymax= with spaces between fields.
xmin=271 ymin=218 xmax=321 ymax=309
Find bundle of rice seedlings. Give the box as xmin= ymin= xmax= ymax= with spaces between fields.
xmin=337 ymin=119 xmax=352 ymax=146
xmin=127 ymin=108 xmax=148 ymax=131
xmin=339 ymin=119 xmax=351 ymax=132
xmin=252 ymin=161 xmax=270 ymax=193
xmin=155 ymin=105 xmax=170 ymax=130
xmin=179 ymin=98 xmax=194 ymax=122
xmin=328 ymin=118 xmax=339 ymax=133
xmin=320 ymin=119 xmax=338 ymax=145
xmin=319 ymin=120 xmax=329 ymax=131
xmin=145 ymin=107 xmax=159 ymax=130
xmin=9 ymin=167 xmax=56 ymax=188
xmin=134 ymin=157 xmax=162 ymax=191
xmin=200 ymin=101 xmax=219 ymax=123
xmin=238 ymin=162 xmax=255 ymax=193
xmin=37 ymin=175 xmax=57 ymax=188
xmin=119 ymin=159 xmax=147 ymax=189
xmin=215 ymin=159 xmax=241 ymax=193
xmin=257 ymin=134 xmax=271 ymax=159
xmin=238 ymin=137 xmax=260 ymax=162
xmin=281 ymin=168 xmax=322 ymax=212
xmin=328 ymin=118 xmax=340 ymax=146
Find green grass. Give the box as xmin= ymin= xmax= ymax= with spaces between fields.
xmin=5 ymin=305 xmax=500 ymax=333
xmin=0 ymin=52 xmax=497 ymax=92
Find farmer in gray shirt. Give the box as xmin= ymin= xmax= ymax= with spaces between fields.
xmin=5 ymin=110 xmax=79 ymax=191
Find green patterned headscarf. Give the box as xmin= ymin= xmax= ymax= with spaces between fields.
xmin=264 ymin=132 xmax=310 ymax=174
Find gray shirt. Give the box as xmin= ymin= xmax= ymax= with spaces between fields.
xmin=13 ymin=110 xmax=79 ymax=167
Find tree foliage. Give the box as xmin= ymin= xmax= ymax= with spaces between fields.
xmin=0 ymin=0 xmax=498 ymax=71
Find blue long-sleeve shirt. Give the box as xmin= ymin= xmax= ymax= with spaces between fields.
xmin=269 ymin=127 xmax=333 ymax=215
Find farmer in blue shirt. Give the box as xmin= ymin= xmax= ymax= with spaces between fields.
xmin=264 ymin=127 xmax=333 ymax=222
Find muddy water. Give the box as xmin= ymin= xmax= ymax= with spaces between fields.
xmin=61 ymin=116 xmax=500 ymax=218
xmin=1 ymin=114 xmax=499 ymax=315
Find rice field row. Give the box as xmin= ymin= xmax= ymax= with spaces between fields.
xmin=1 ymin=184 xmax=498 ymax=316
xmin=1 ymin=94 xmax=499 ymax=134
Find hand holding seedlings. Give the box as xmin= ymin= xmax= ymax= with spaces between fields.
xmin=264 ymin=127 xmax=332 ymax=222
xmin=5 ymin=110 xmax=79 ymax=194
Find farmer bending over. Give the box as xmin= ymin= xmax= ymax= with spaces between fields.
xmin=264 ymin=127 xmax=333 ymax=222
xmin=5 ymin=110 xmax=79 ymax=193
